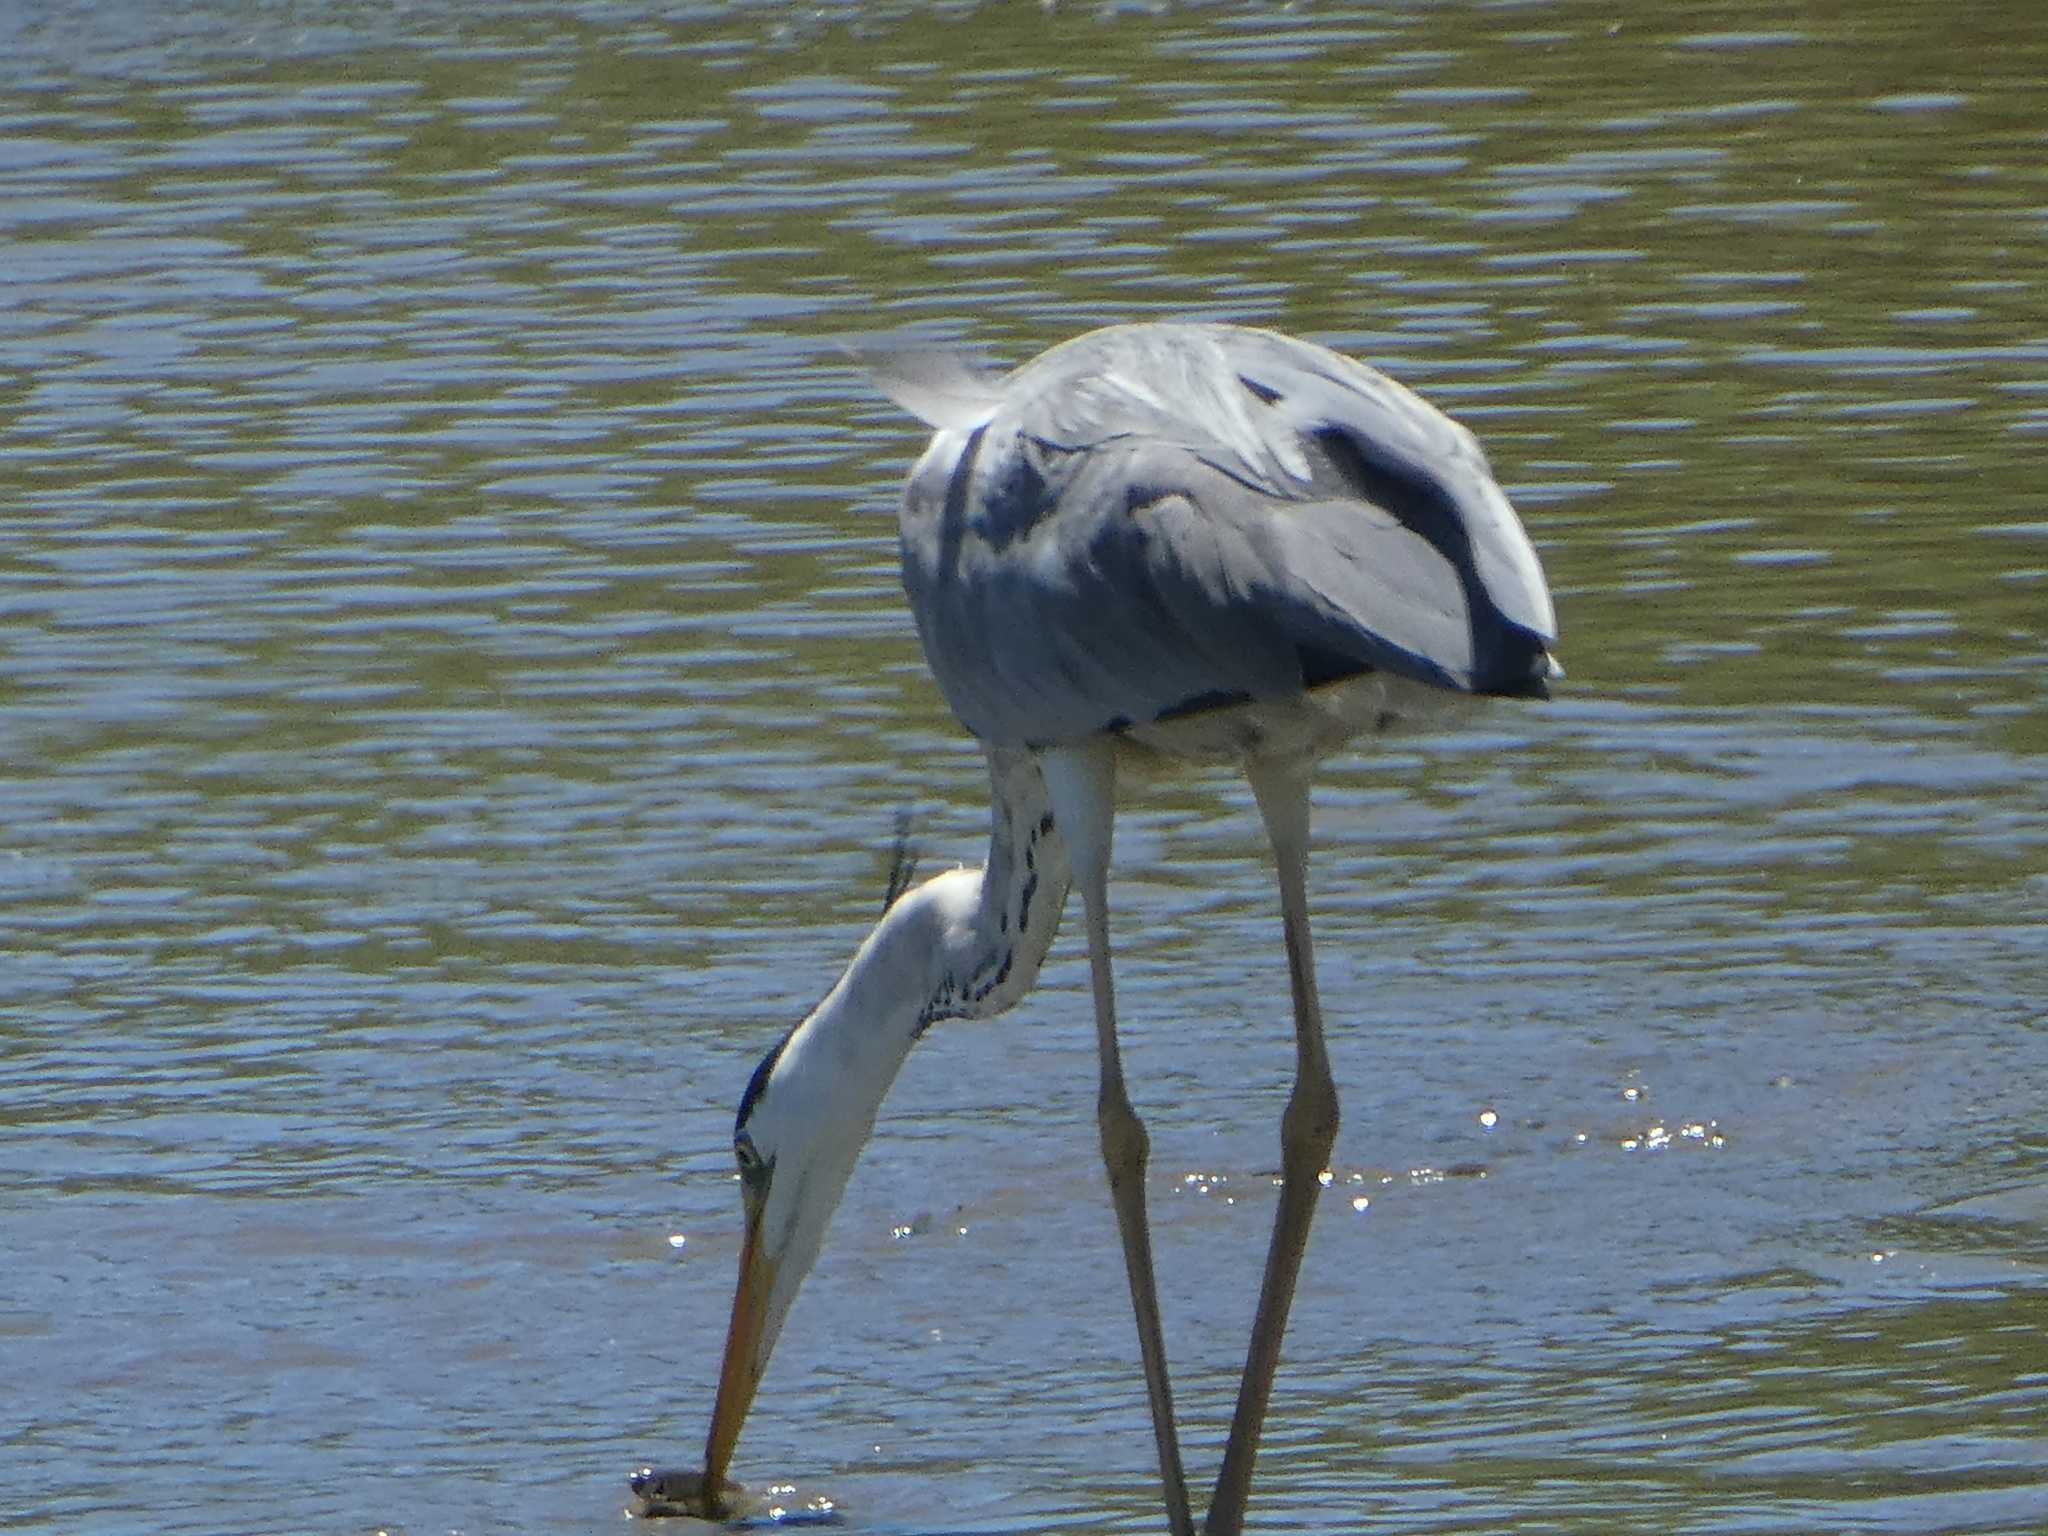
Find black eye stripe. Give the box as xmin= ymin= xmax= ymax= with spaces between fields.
xmin=735 ymin=1035 xmax=786 ymax=1136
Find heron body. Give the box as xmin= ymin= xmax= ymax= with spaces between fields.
xmin=690 ymin=323 xmax=1558 ymax=1534
xmin=896 ymin=322 xmax=1553 ymax=750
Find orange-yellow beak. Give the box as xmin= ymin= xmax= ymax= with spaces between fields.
xmin=703 ymin=1201 xmax=776 ymax=1496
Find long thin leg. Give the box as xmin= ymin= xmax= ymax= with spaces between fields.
xmin=1205 ymin=761 xmax=1338 ymax=1536
xmin=1039 ymin=743 xmax=1194 ymax=1536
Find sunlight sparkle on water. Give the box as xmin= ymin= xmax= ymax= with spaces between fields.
xmin=1622 ymin=1118 xmax=1726 ymax=1152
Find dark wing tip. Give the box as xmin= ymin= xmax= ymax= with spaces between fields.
xmin=1473 ymin=639 xmax=1561 ymax=700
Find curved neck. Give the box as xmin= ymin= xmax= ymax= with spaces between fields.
xmin=919 ymin=744 xmax=1072 ymax=1028
xmin=724 ymin=748 xmax=1074 ymax=1435
xmin=762 ymin=746 xmax=1072 ymax=1139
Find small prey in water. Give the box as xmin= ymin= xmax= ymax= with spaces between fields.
xmin=629 ymin=1465 xmax=741 ymax=1520
xmin=628 ymin=1466 xmax=840 ymax=1525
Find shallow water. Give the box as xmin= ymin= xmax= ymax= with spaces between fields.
xmin=2 ymin=3 xmax=2045 ymax=1533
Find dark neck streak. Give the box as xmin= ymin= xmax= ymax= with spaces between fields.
xmin=917 ymin=746 xmax=1072 ymax=1033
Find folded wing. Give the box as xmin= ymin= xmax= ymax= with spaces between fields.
xmin=882 ymin=323 xmax=1558 ymax=749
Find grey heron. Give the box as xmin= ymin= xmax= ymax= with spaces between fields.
xmin=678 ymin=322 xmax=1558 ymax=1534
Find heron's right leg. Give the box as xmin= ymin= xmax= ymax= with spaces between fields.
xmin=1039 ymin=742 xmax=1194 ymax=1536
xmin=1203 ymin=760 xmax=1337 ymax=1536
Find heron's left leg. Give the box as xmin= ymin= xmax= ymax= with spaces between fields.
xmin=1039 ymin=741 xmax=1194 ymax=1536
xmin=1204 ymin=760 xmax=1338 ymax=1536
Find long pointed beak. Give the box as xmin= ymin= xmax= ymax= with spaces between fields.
xmin=703 ymin=1204 xmax=776 ymax=1494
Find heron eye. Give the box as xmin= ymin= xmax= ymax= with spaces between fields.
xmin=735 ymin=1134 xmax=767 ymax=1183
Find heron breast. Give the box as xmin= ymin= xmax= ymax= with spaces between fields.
xmin=1120 ymin=669 xmax=1475 ymax=766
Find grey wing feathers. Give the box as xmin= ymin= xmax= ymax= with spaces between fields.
xmin=841 ymin=336 xmax=1006 ymax=432
xmin=877 ymin=323 xmax=1558 ymax=749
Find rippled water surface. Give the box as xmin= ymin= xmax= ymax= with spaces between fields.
xmin=3 ymin=3 xmax=2045 ymax=1533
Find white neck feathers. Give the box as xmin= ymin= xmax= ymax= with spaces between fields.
xmin=745 ymin=746 xmax=1071 ymax=1147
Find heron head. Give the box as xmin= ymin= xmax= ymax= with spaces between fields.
xmin=701 ymin=847 xmax=950 ymax=1493
xmin=702 ymin=1019 xmax=875 ymax=1490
